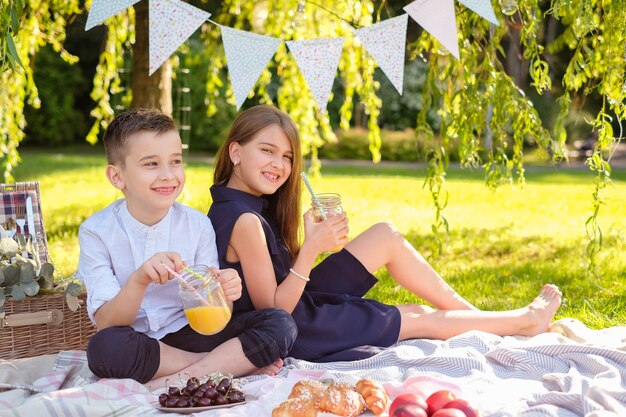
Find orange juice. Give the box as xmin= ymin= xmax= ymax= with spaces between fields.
xmin=184 ymin=305 xmax=232 ymax=335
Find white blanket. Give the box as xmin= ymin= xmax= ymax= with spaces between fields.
xmin=1 ymin=319 xmax=625 ymax=417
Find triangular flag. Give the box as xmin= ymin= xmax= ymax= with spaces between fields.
xmin=221 ymin=27 xmax=282 ymax=109
xmin=149 ymin=0 xmax=211 ymax=75
xmin=458 ymin=0 xmax=498 ymax=25
xmin=354 ymin=14 xmax=408 ymax=95
xmin=286 ymin=38 xmax=345 ymax=112
xmin=404 ymin=0 xmax=459 ymax=59
xmin=85 ymin=0 xmax=140 ymax=30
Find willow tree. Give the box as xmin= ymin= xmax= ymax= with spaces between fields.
xmin=2 ymin=0 xmax=625 ymax=271
xmin=1 ymin=0 xmax=83 ymax=180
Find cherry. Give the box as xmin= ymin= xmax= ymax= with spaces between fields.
xmin=158 ymin=393 xmax=169 ymax=406
xmin=204 ymin=387 xmax=219 ymax=399
xmin=196 ymin=397 xmax=212 ymax=407
xmin=213 ymin=394 xmax=228 ymax=405
xmin=168 ymin=387 xmax=180 ymax=397
xmin=216 ymin=378 xmax=231 ymax=394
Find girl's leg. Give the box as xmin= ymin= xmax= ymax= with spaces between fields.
xmin=396 ymin=284 xmax=562 ymax=340
xmin=345 ymin=222 xmax=477 ymax=310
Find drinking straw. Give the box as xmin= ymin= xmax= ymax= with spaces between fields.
xmin=162 ymin=263 xmax=209 ymax=306
xmin=300 ymin=172 xmax=327 ymax=220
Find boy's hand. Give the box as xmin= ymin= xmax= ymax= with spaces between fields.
xmin=133 ymin=252 xmax=184 ymax=287
xmin=212 ymin=267 xmax=242 ymax=302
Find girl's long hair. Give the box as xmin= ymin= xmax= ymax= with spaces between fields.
xmin=213 ymin=105 xmax=302 ymax=260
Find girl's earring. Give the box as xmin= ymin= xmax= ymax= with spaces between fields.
xmin=233 ymin=160 xmax=239 ymax=166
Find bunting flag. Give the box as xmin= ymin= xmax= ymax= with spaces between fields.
xmin=85 ymin=0 xmax=140 ymax=30
xmin=354 ymin=14 xmax=408 ymax=95
xmin=458 ymin=0 xmax=498 ymax=25
xmin=221 ymin=27 xmax=282 ymax=109
xmin=286 ymin=38 xmax=345 ymax=112
xmin=149 ymin=0 xmax=211 ymax=75
xmin=404 ymin=0 xmax=459 ymax=59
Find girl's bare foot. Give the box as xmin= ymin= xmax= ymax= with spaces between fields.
xmin=251 ymin=358 xmax=283 ymax=376
xmin=520 ymin=284 xmax=562 ymax=336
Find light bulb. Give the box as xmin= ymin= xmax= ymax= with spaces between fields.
xmin=500 ymin=0 xmax=518 ymax=16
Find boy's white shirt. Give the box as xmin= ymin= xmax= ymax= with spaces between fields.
xmin=77 ymin=199 xmax=219 ymax=339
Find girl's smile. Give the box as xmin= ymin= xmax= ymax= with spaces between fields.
xmin=228 ymin=124 xmax=293 ymax=196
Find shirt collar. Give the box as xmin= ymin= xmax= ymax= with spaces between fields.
xmin=118 ymin=199 xmax=173 ymax=234
xmin=210 ymin=185 xmax=268 ymax=212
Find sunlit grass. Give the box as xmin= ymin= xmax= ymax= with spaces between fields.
xmin=13 ymin=147 xmax=626 ymax=329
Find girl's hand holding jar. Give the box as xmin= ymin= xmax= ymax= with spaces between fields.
xmin=303 ymin=207 xmax=350 ymax=255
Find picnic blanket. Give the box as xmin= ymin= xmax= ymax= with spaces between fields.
xmin=1 ymin=318 xmax=625 ymax=417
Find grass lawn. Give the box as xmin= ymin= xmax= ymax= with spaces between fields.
xmin=13 ymin=146 xmax=626 ymax=329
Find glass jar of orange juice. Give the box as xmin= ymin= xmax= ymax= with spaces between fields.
xmin=311 ymin=193 xmax=346 ymax=253
xmin=179 ymin=265 xmax=232 ymax=335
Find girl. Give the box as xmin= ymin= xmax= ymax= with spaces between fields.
xmin=208 ymin=105 xmax=562 ymax=362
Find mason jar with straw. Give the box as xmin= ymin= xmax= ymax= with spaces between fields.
xmin=163 ymin=264 xmax=232 ymax=335
xmin=301 ymin=172 xmax=347 ymax=253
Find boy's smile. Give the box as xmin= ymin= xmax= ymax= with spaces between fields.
xmin=107 ymin=129 xmax=184 ymax=225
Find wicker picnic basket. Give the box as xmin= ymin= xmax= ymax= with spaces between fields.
xmin=0 ymin=181 xmax=96 ymax=360
xmin=0 ymin=293 xmax=95 ymax=360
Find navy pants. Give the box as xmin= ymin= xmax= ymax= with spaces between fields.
xmin=86 ymin=308 xmax=297 ymax=383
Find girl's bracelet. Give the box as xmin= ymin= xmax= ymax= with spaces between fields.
xmin=289 ymin=268 xmax=310 ymax=282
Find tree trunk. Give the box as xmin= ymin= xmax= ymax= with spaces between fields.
xmin=131 ymin=1 xmax=172 ymax=115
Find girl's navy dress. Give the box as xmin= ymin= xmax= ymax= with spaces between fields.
xmin=208 ymin=185 xmax=401 ymax=362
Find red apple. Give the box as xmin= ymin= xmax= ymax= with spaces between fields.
xmin=431 ymin=409 xmax=467 ymax=417
xmin=443 ymin=399 xmax=480 ymax=417
xmin=426 ymin=390 xmax=457 ymax=416
xmin=392 ymin=404 xmax=429 ymax=417
xmin=389 ymin=393 xmax=428 ymax=416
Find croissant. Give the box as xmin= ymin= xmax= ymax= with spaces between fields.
xmin=355 ymin=379 xmax=389 ymax=415
xmin=288 ymin=380 xmax=326 ymax=405
xmin=272 ymin=397 xmax=318 ymax=417
xmin=319 ymin=382 xmax=366 ymax=417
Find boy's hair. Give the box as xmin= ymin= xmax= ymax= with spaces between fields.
xmin=103 ymin=108 xmax=178 ymax=166
xmin=213 ymin=105 xmax=302 ymax=260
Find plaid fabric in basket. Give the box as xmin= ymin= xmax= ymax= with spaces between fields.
xmin=0 ymin=187 xmax=49 ymax=263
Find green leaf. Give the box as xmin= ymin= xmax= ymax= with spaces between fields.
xmin=39 ymin=263 xmax=54 ymax=280
xmin=0 ymin=238 xmax=19 ymax=257
xmin=6 ymin=35 xmax=23 ymax=70
xmin=66 ymin=293 xmax=81 ymax=311
xmin=21 ymin=281 xmax=39 ymax=297
xmin=2 ymin=264 xmax=20 ymax=286
xmin=65 ymin=282 xmax=83 ymax=297
xmin=9 ymin=285 xmax=25 ymax=301
xmin=37 ymin=275 xmax=54 ymax=290
xmin=20 ymin=262 xmax=34 ymax=283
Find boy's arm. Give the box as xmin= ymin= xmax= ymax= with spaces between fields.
xmin=92 ymin=274 xmax=149 ymax=329
xmin=94 ymin=253 xmax=183 ymax=329
xmin=78 ymin=225 xmax=146 ymax=330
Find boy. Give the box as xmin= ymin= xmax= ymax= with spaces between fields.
xmin=77 ymin=109 xmax=297 ymax=388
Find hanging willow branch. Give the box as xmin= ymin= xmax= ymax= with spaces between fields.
xmin=0 ymin=0 xmax=82 ymax=181
xmin=1 ymin=0 xmax=625 ymax=271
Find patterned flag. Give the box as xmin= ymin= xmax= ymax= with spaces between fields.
xmin=286 ymin=38 xmax=345 ymax=112
xmin=149 ymin=0 xmax=211 ymax=75
xmin=458 ymin=0 xmax=498 ymax=25
xmin=404 ymin=0 xmax=459 ymax=59
xmin=221 ymin=27 xmax=282 ymax=109
xmin=85 ymin=0 xmax=140 ymax=30
xmin=354 ymin=14 xmax=408 ymax=95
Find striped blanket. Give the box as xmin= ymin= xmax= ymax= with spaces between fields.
xmin=0 ymin=319 xmax=625 ymax=417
